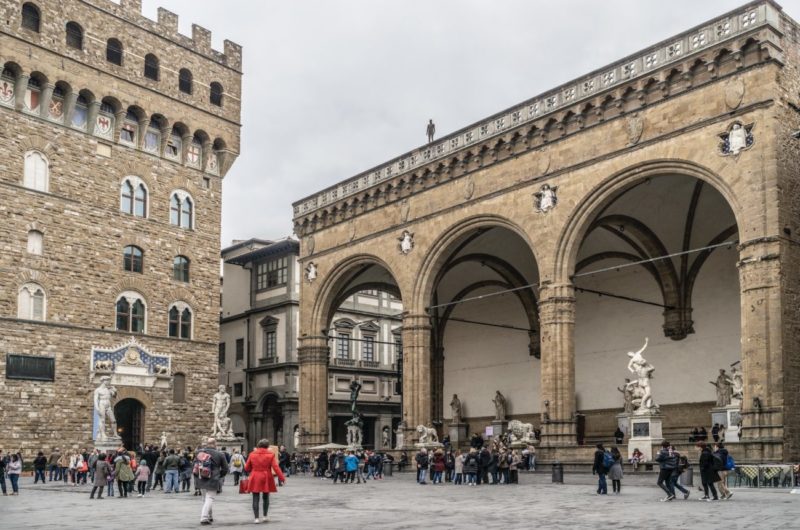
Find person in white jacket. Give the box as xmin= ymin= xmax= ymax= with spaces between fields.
xmin=7 ymin=453 xmax=22 ymax=495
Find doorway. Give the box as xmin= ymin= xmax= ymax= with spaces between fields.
xmin=115 ymin=398 xmax=145 ymax=451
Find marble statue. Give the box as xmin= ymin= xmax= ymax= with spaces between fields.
xmin=728 ymin=123 xmax=747 ymax=155
xmin=626 ymin=338 xmax=657 ymax=414
xmin=293 ymin=425 xmax=300 ymax=448
xmin=394 ymin=421 xmax=406 ymax=450
xmin=345 ymin=413 xmax=363 ymax=447
xmin=450 ymin=394 xmax=462 ymax=424
xmin=398 ymin=231 xmax=415 ymax=254
xmin=93 ymin=376 xmax=118 ymax=442
xmin=349 ymin=379 xmax=362 ymax=415
xmin=159 ymin=431 xmax=168 ymax=450
xmin=492 ymin=390 xmax=507 ymax=421
xmin=211 ymin=385 xmax=232 ymax=438
xmin=728 ymin=366 xmax=744 ymax=405
xmin=617 ymin=378 xmax=634 ymax=414
xmin=381 ymin=426 xmax=390 ymax=448
xmin=507 ymin=420 xmax=535 ymax=444
xmin=305 ymin=262 xmax=317 ymax=282
xmin=535 ymin=184 xmax=558 ymax=213
xmin=710 ymin=369 xmax=733 ymax=407
xmin=416 ymin=424 xmax=439 ymax=445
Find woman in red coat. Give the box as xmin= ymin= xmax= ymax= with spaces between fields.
xmin=244 ymin=439 xmax=286 ymax=523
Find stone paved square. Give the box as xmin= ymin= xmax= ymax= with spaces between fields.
xmin=1 ymin=471 xmax=799 ymax=529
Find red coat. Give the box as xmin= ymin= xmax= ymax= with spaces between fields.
xmin=244 ymin=448 xmax=286 ymax=493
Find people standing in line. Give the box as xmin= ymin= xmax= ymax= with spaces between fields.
xmin=655 ymin=441 xmax=677 ymax=501
xmin=163 ymin=448 xmax=181 ymax=493
xmin=33 ymin=451 xmax=47 ymax=484
xmin=592 ymin=443 xmax=608 ymax=495
xmin=463 ymin=448 xmax=479 ymax=486
xmin=244 ymin=439 xmax=285 ymax=523
xmin=230 ymin=449 xmax=245 ymax=486
xmin=90 ymin=452 xmax=111 ymax=500
xmin=105 ymin=453 xmax=116 ymax=497
xmin=114 ymin=450 xmax=134 ymax=498
xmin=431 ymin=450 xmax=445 ymax=484
xmin=415 ymin=448 xmax=429 ymax=485
xmin=7 ymin=452 xmax=22 ymax=495
xmin=135 ymin=459 xmax=150 ymax=497
xmin=608 ymin=446 xmax=623 ymax=494
xmin=478 ymin=446 xmax=491 ymax=485
xmin=58 ymin=451 xmax=70 ymax=484
xmin=698 ymin=442 xmax=720 ymax=501
xmin=714 ymin=443 xmax=733 ymax=500
xmin=153 ymin=451 xmax=165 ymax=491
xmin=195 ymin=437 xmax=230 ymax=526
xmin=453 ymin=450 xmax=464 ymax=485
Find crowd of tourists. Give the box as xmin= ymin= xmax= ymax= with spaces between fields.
xmin=592 ymin=440 xmax=741 ymax=501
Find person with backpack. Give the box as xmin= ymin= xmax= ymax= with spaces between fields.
xmin=230 ymin=449 xmax=245 ymax=486
xmin=135 ymin=459 xmax=150 ymax=497
xmin=714 ymin=443 xmax=733 ymax=500
xmin=195 ymin=437 xmax=230 ymax=525
xmin=244 ymin=439 xmax=285 ymax=523
xmin=592 ymin=443 xmax=608 ymax=495
xmin=463 ymin=448 xmax=479 ymax=486
xmin=90 ymin=452 xmax=111 ymax=500
xmin=114 ymin=450 xmax=134 ymax=498
xmin=415 ymin=448 xmax=429 ymax=485
xmin=655 ymin=440 xmax=677 ymax=501
xmin=431 ymin=450 xmax=445 ymax=484
xmin=179 ymin=451 xmax=193 ymax=492
xmin=697 ymin=442 xmax=719 ymax=501
xmin=608 ymin=446 xmax=624 ymax=494
xmin=669 ymin=447 xmax=690 ymax=499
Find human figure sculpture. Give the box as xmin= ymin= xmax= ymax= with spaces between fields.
xmin=426 ymin=119 xmax=435 ymax=143
xmin=727 ymin=367 xmax=744 ymax=405
xmin=626 ymin=338 xmax=657 ymax=414
xmin=493 ymin=390 xmax=507 ymax=421
xmin=394 ymin=420 xmax=406 ymax=450
xmin=349 ymin=379 xmax=362 ymax=415
xmin=159 ymin=431 xmax=168 ymax=450
xmin=710 ymin=369 xmax=733 ymax=407
xmin=450 ymin=394 xmax=462 ymax=424
xmin=728 ymin=123 xmax=747 ymax=154
xmin=345 ymin=412 xmax=363 ymax=447
xmin=211 ymin=385 xmax=231 ymax=437
xmin=382 ymin=426 xmax=390 ymax=448
xmin=293 ymin=425 xmax=300 ymax=449
xmin=93 ymin=376 xmax=118 ymax=442
xmin=617 ymin=378 xmax=634 ymax=414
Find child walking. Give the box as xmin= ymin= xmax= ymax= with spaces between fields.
xmin=135 ymin=460 xmax=150 ymax=497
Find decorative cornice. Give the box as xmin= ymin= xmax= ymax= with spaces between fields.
xmin=292 ymin=0 xmax=782 ymax=226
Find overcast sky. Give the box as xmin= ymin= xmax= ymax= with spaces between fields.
xmin=141 ymin=0 xmax=800 ymax=247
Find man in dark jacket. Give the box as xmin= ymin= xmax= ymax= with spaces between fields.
xmin=142 ymin=445 xmax=158 ymax=492
xmin=714 ymin=443 xmax=733 ymax=499
xmin=655 ymin=440 xmax=677 ymax=501
xmin=592 ymin=443 xmax=608 ymax=495
xmin=415 ymin=449 xmax=429 ymax=484
xmin=196 ymin=438 xmax=229 ymax=526
xmin=478 ymin=447 xmax=491 ymax=485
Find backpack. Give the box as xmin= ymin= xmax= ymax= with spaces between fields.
xmin=506 ymin=453 xmax=513 ymax=465
xmin=602 ymin=451 xmax=615 ymax=470
xmin=725 ymin=454 xmax=735 ymax=471
xmin=232 ymin=454 xmax=244 ymax=467
xmin=711 ymin=452 xmax=725 ymax=471
xmin=193 ymin=450 xmax=214 ymax=479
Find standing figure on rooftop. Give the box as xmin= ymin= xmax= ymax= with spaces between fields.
xmin=426 ymin=119 xmax=436 ymax=143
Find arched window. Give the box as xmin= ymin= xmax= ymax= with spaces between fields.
xmin=23 ymin=150 xmax=49 ymax=192
xmin=173 ymin=256 xmax=190 ymax=282
xmin=170 ymin=192 xmax=193 ymax=229
xmin=144 ymin=122 xmax=161 ymax=154
xmin=0 ymin=68 xmax=16 ymax=107
xmin=106 ymin=38 xmax=123 ymax=65
xmin=71 ymin=94 xmax=88 ymax=130
xmin=18 ymin=283 xmax=45 ymax=321
xmin=210 ymin=82 xmax=223 ymax=106
xmin=173 ymin=373 xmax=186 ymax=403
xmin=27 ymin=230 xmax=43 ymax=255
xmin=165 ymin=130 xmax=182 ymax=161
xmin=116 ymin=292 xmax=146 ymax=333
xmin=186 ymin=138 xmax=202 ymax=168
xmin=178 ymin=68 xmax=193 ymax=94
xmin=24 ymin=77 xmax=41 ymax=113
xmin=168 ymin=303 xmax=192 ymax=339
xmin=120 ymin=177 xmax=147 ymax=217
xmin=65 ymin=21 xmax=83 ymax=49
xmin=48 ymin=84 xmax=65 ymax=122
xmin=123 ymin=245 xmax=144 ymax=273
xmin=144 ymin=54 xmax=159 ymax=81
xmin=21 ymin=3 xmax=40 ymax=32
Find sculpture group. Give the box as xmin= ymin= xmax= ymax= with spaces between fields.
xmin=622 ymin=338 xmax=659 ymax=415
xmin=211 ymin=385 xmax=235 ymax=439
xmin=710 ymin=366 xmax=743 ymax=407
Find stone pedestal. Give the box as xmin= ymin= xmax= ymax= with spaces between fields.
xmin=414 ymin=442 xmax=443 ymax=451
xmin=94 ymin=437 xmax=123 ymax=454
xmin=491 ymin=420 xmax=508 ymax=437
xmin=627 ymin=413 xmax=663 ymax=462
xmin=711 ymin=405 xmax=741 ymax=443
xmin=448 ymin=423 xmax=468 ymax=447
xmin=616 ymin=413 xmax=631 ymax=439
xmin=217 ymin=436 xmax=245 ymax=455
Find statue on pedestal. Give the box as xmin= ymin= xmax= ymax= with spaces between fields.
xmin=450 ymin=394 xmax=462 ymax=424
xmin=345 ymin=412 xmax=363 ymax=447
xmin=394 ymin=420 xmax=406 ymax=450
xmin=93 ymin=376 xmax=118 ymax=442
xmin=710 ymin=369 xmax=733 ymax=407
xmin=211 ymin=385 xmax=233 ymax=438
xmin=492 ymin=390 xmax=507 ymax=421
xmin=626 ymin=338 xmax=658 ymax=414
xmin=349 ymin=379 xmax=362 ymax=414
xmin=617 ymin=378 xmax=634 ymax=414
xmin=382 ymin=426 xmax=390 ymax=448
xmin=727 ymin=367 xmax=744 ymax=406
xmin=416 ymin=424 xmax=439 ymax=445
xmin=293 ymin=425 xmax=300 ymax=449
xmin=159 ymin=432 xmax=168 ymax=451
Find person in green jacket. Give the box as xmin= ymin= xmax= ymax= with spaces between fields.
xmin=114 ymin=450 xmax=134 ymax=498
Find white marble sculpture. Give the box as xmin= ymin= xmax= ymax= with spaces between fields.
xmin=728 ymin=367 xmax=744 ymax=406
xmin=93 ymin=376 xmax=118 ymax=442
xmin=416 ymin=424 xmax=439 ymax=445
xmin=381 ymin=426 xmax=390 ymax=448
xmin=492 ymin=390 xmax=507 ymax=421
xmin=211 ymin=385 xmax=234 ymax=438
xmin=305 ymin=262 xmax=317 ymax=282
xmin=398 ymin=230 xmax=414 ymax=254
xmin=159 ymin=431 xmax=168 ymax=450
xmin=394 ymin=421 xmax=406 ymax=450
xmin=450 ymin=394 xmax=462 ymax=424
xmin=507 ymin=419 xmax=535 ymax=444
xmin=534 ymin=184 xmax=558 ymax=213
xmin=626 ymin=338 xmax=658 ymax=414
xmin=728 ymin=123 xmax=747 ymax=155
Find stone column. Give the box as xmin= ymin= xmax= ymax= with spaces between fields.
xmin=86 ymin=100 xmax=101 ymax=135
xmin=113 ymin=110 xmax=126 ymax=143
xmin=38 ymin=83 xmax=54 ymax=119
xmin=737 ymin=239 xmax=784 ymax=457
xmin=401 ymin=313 xmax=431 ymax=445
xmin=62 ymin=91 xmax=78 ymax=126
xmin=298 ymin=335 xmax=329 ymax=447
xmin=538 ymin=282 xmax=577 ymax=446
xmin=137 ymin=117 xmax=150 ymax=150
xmin=13 ymin=73 xmax=29 ymax=112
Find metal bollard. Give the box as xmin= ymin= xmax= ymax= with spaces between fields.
xmin=384 ymin=462 xmax=393 ymax=477
xmin=680 ymin=466 xmax=694 ymax=487
xmin=552 ymin=461 xmax=564 ymax=483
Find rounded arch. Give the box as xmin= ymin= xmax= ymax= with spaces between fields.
xmin=554 ymin=159 xmax=744 ymax=281
xmin=412 ymin=214 xmax=540 ymax=314
xmin=114 ymin=387 xmax=152 ymax=410
xmin=310 ymin=254 xmax=404 ymax=335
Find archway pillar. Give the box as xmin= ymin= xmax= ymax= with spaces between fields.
xmin=401 ymin=313 xmax=432 ymax=446
xmin=538 ymin=282 xmax=577 ymax=446
xmin=298 ymin=335 xmax=330 ymax=448
xmin=737 ymin=239 xmax=785 ymax=450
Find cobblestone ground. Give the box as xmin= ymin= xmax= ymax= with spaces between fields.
xmin=1 ymin=472 xmax=798 ymax=529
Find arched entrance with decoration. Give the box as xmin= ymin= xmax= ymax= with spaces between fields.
xmin=115 ymin=398 xmax=145 ymax=451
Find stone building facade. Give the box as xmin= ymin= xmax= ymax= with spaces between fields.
xmin=293 ymin=1 xmax=800 ymax=462
xmin=0 ymin=0 xmax=241 ymax=453
xmin=220 ymin=238 xmax=402 ymax=451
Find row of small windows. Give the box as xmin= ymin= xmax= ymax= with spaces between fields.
xmin=16 ymin=285 xmax=192 ymax=339
xmin=21 ymin=3 xmax=224 ymax=106
xmin=256 ymin=257 xmax=288 ymax=290
xmin=123 ymin=245 xmax=190 ymax=282
xmin=2 ymin=69 xmax=225 ymax=173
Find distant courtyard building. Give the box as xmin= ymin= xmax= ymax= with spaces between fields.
xmin=0 ymin=0 xmax=241 ymax=452
xmin=220 ymin=238 xmax=402 ymax=450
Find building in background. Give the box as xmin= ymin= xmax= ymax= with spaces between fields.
xmin=0 ymin=0 xmax=241 ymax=453
xmin=220 ymin=238 xmax=402 ymax=450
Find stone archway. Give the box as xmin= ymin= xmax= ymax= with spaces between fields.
xmin=114 ymin=398 xmax=145 ymax=451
